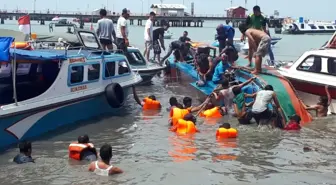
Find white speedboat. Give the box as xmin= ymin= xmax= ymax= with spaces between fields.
xmin=0 ymin=29 xmax=142 ymax=150
xmin=282 ymin=18 xmax=336 ymax=34
xmin=164 ymin=31 xmax=173 ymax=39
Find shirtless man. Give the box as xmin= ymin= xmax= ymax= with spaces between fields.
xmin=302 ymin=85 xmax=331 ymax=117
xmin=238 ymin=23 xmax=271 ymax=74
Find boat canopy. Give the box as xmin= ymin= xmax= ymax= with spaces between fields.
xmin=7 ymin=48 xmax=67 ymax=62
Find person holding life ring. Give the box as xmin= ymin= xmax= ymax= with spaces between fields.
xmin=170 ymin=113 xmax=199 ymax=134
xmin=216 ymin=123 xmax=238 ymax=139
xmin=69 ymin=135 xmax=98 ymax=161
xmin=132 ymin=86 xmax=161 ymax=110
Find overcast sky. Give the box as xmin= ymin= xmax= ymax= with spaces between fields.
xmin=3 ymin=0 xmax=336 ymax=20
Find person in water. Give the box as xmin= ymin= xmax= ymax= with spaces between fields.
xmin=179 ymin=31 xmax=191 ymax=43
xmin=170 ymin=113 xmax=199 ymax=134
xmin=232 ymin=86 xmax=253 ymax=124
xmin=194 ymin=46 xmax=214 ymax=86
xmin=216 ymin=123 xmax=238 ymax=139
xmin=133 ymin=86 xmax=162 ymax=110
xmin=168 ymin=97 xmax=183 ymax=110
xmin=213 ymin=77 xmax=255 ymax=115
xmin=159 ymin=40 xmax=194 ymax=66
xmin=69 ymin=135 xmax=98 ymax=161
xmin=216 ymin=24 xmax=235 ymax=53
xmin=284 ymin=114 xmax=301 ymax=131
xmin=238 ymin=23 xmax=271 ymax=74
xmin=13 ymin=141 xmax=34 ymax=164
xmin=88 ymin=144 xmax=123 ymax=176
xmin=302 ymin=85 xmax=331 ymax=117
xmin=245 ymin=85 xmax=286 ymax=127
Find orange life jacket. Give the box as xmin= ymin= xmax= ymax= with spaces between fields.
xmin=216 ymin=128 xmax=238 ymax=139
xmin=68 ymin=142 xmax=95 ymax=160
xmin=176 ymin=119 xmax=197 ymax=134
xmin=200 ymin=107 xmax=223 ymax=118
xmin=143 ymin=97 xmax=161 ymax=110
xmin=11 ymin=42 xmax=32 ymax=50
xmin=170 ymin=107 xmax=190 ymax=126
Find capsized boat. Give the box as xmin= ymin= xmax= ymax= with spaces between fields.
xmin=166 ymin=45 xmax=313 ymax=126
xmin=277 ymin=44 xmax=336 ymax=114
xmin=0 ymin=29 xmax=142 ymax=150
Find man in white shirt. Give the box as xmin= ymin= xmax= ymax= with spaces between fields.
xmin=143 ymin=12 xmax=156 ymax=62
xmin=116 ymin=8 xmax=130 ymax=53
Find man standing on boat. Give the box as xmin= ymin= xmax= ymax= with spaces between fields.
xmin=216 ymin=24 xmax=235 ymax=54
xmin=143 ymin=12 xmax=156 ymax=62
xmin=116 ymin=8 xmax=130 ymax=53
xmin=96 ymin=9 xmax=116 ymax=51
xmin=152 ymin=21 xmax=169 ymax=63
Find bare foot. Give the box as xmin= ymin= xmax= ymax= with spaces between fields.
xmin=251 ymin=70 xmax=260 ymax=75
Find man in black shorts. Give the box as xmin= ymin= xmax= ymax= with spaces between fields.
xmin=152 ymin=22 xmax=169 ymax=62
xmin=159 ymin=40 xmax=194 ymax=66
xmin=96 ymin=9 xmax=116 ymax=51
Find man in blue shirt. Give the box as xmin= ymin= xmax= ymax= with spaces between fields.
xmin=216 ymin=24 xmax=235 ymax=54
xmin=212 ymin=54 xmax=231 ymax=84
xmin=13 ymin=141 xmax=34 ymax=164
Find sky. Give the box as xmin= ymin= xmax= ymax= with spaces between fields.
xmin=2 ymin=0 xmax=336 ymax=20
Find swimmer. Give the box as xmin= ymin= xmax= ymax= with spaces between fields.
xmin=133 ymin=86 xmax=162 ymax=110
xmin=216 ymin=123 xmax=238 ymax=139
xmin=13 ymin=141 xmax=34 ymax=164
xmin=88 ymin=144 xmax=123 ymax=176
xmin=284 ymin=114 xmax=301 ymax=131
xmin=69 ymin=135 xmax=98 ymax=161
xmin=170 ymin=113 xmax=199 ymax=133
xmin=169 ymin=97 xmax=183 ymax=110
xmin=301 ymin=85 xmax=331 ymax=117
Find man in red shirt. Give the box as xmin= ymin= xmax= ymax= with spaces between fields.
xmin=284 ymin=114 xmax=301 ymax=131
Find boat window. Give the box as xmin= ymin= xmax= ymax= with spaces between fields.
xmin=297 ymin=55 xmax=322 ymax=73
xmin=104 ymin=61 xmax=116 ymax=78
xmin=326 ymin=26 xmax=333 ymax=29
xmin=118 ymin=60 xmax=130 ymax=75
xmin=300 ymin=24 xmax=304 ymax=29
xmin=309 ymin=25 xmax=317 ymax=29
xmin=327 ymin=58 xmax=336 ymax=76
xmin=334 ymin=26 xmax=336 ymax=29
xmin=78 ymin=32 xmax=99 ymax=49
xmin=126 ymin=51 xmax=146 ymax=65
xmin=318 ymin=26 xmax=325 ymax=29
xmin=70 ymin=66 xmax=84 ymax=84
xmin=88 ymin=63 xmax=100 ymax=81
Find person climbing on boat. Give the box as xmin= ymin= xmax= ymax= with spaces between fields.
xmin=13 ymin=141 xmax=34 ymax=164
xmin=170 ymin=113 xmax=199 ymax=134
xmin=153 ymin=21 xmax=169 ymax=62
xmin=232 ymin=86 xmax=254 ymax=124
xmin=245 ymin=85 xmax=286 ymax=127
xmin=216 ymin=24 xmax=235 ymax=54
xmin=96 ymin=9 xmax=116 ymax=51
xmin=88 ymin=144 xmax=123 ymax=176
xmin=132 ymin=86 xmax=162 ymax=110
xmin=159 ymin=40 xmax=194 ymax=66
xmin=238 ymin=23 xmax=271 ymax=74
xmin=179 ymin=31 xmax=191 ymax=43
xmin=143 ymin=12 xmax=156 ymax=62
xmin=69 ymin=135 xmax=98 ymax=161
xmin=216 ymin=123 xmax=238 ymax=139
xmin=213 ymin=77 xmax=255 ymax=115
xmin=301 ymin=85 xmax=331 ymax=117
xmin=284 ymin=114 xmax=301 ymax=131
xmin=194 ymin=46 xmax=214 ymax=86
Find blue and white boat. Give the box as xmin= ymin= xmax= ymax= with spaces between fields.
xmin=0 ymin=30 xmax=142 ymax=150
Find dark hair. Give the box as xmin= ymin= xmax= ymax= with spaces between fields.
xmin=148 ymin=95 xmax=156 ymax=100
xmin=253 ymin=5 xmax=261 ymax=12
xmin=289 ymin=114 xmax=301 ymax=124
xmin=176 ymin=103 xmax=184 ymax=109
xmin=184 ymin=31 xmax=188 ymax=34
xmin=169 ymin=97 xmax=178 ymax=106
xmin=232 ymin=86 xmax=242 ymax=96
xmin=78 ymin=135 xmax=89 ymax=143
xmin=183 ymin=97 xmax=192 ymax=108
xmin=318 ymin=96 xmax=329 ymax=107
xmin=264 ymin=85 xmax=274 ymax=91
xmin=184 ymin=113 xmax=197 ymax=123
xmin=220 ymin=77 xmax=229 ymax=87
xmin=149 ymin=11 xmax=156 ymax=16
xmin=239 ymin=23 xmax=248 ymax=34
xmin=161 ymin=20 xmax=169 ymax=28
xmin=100 ymin=144 xmax=112 ymax=162
xmin=100 ymin=9 xmax=107 ymax=16
xmin=19 ymin=141 xmax=32 ymax=153
xmin=219 ymin=123 xmax=231 ymax=129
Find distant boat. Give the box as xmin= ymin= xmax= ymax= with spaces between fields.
xmin=282 ymin=18 xmax=336 ymax=34
xmin=164 ymin=31 xmax=173 ymax=39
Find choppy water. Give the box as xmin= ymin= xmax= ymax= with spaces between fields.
xmin=0 ymin=20 xmax=336 ymax=185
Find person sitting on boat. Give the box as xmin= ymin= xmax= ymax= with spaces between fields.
xmin=132 ymin=86 xmax=162 ymax=110
xmin=244 ymin=85 xmax=286 ymax=127
xmin=284 ymin=114 xmax=301 ymax=131
xmin=170 ymin=113 xmax=199 ymax=134
xmin=88 ymin=144 xmax=123 ymax=176
xmin=194 ymin=47 xmax=214 ymax=86
xmin=13 ymin=141 xmax=34 ymax=164
xmin=179 ymin=31 xmax=191 ymax=43
xmin=232 ymin=86 xmax=254 ymax=124
xmin=159 ymin=40 xmax=194 ymax=66
xmin=213 ymin=77 xmax=255 ymax=115
xmin=301 ymin=85 xmax=331 ymax=117
xmin=69 ymin=135 xmax=98 ymax=161
xmin=216 ymin=24 xmax=235 ymax=54
xmin=238 ymin=23 xmax=271 ymax=75
xmin=212 ymin=54 xmax=232 ymax=84
xmin=216 ymin=123 xmax=238 ymax=139
xmin=153 ymin=21 xmax=170 ymax=62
